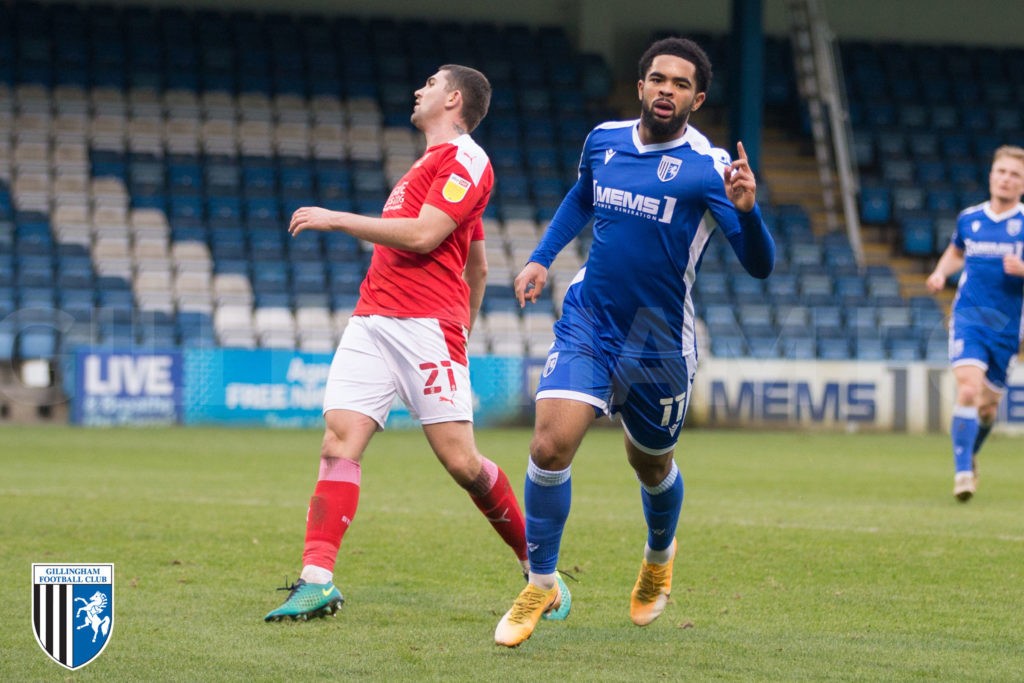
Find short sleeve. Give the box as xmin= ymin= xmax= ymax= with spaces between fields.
xmin=423 ymin=147 xmax=492 ymax=224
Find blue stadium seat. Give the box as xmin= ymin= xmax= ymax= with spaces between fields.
xmin=819 ymin=337 xmax=851 ymax=360
xmin=58 ymin=288 xmax=95 ymax=323
xmin=747 ymin=336 xmax=780 ymax=359
xmin=0 ymin=321 xmax=14 ymax=363
xmin=251 ymin=263 xmax=290 ymax=293
xmin=484 ymin=284 xmax=520 ymax=313
xmin=901 ymin=216 xmax=934 ymax=256
xmin=18 ymin=328 xmax=57 ymax=360
xmin=853 ymin=338 xmax=885 ymax=361
xmin=168 ymin=163 xmax=204 ymax=196
xmin=780 ymin=335 xmax=816 ymax=360
xmin=59 ymin=323 xmax=96 ymax=354
xmin=875 ymin=130 xmax=906 ymax=158
xmin=17 ymin=286 xmax=56 ymax=308
xmin=249 ymin=230 xmax=287 ymax=262
xmin=292 ymin=264 xmax=327 ymax=294
xmin=924 ymin=336 xmax=948 ymax=362
xmin=926 ymin=189 xmax=958 ymax=214
xmin=888 ymin=338 xmax=922 ymax=361
xmin=211 ymin=229 xmax=247 ymax=261
xmin=710 ymin=334 xmax=747 ymax=358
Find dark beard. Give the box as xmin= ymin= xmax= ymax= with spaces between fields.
xmin=640 ymin=102 xmax=689 ymax=140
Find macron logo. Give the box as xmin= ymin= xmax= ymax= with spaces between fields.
xmin=604 ymin=149 xmax=616 ymax=164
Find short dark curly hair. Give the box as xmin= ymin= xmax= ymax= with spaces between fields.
xmin=637 ymin=37 xmax=712 ymax=94
xmin=439 ymin=64 xmax=491 ymax=132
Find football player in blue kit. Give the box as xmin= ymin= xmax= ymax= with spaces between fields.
xmin=926 ymin=145 xmax=1024 ymax=502
xmin=495 ymin=36 xmax=775 ymax=646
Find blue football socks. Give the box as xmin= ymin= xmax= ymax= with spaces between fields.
xmin=973 ymin=419 xmax=994 ymax=456
xmin=524 ymin=459 xmax=572 ymax=575
xmin=640 ymin=461 xmax=683 ymax=555
xmin=951 ymin=405 xmax=980 ymax=474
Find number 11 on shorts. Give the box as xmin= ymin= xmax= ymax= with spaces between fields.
xmin=659 ymin=392 xmax=687 ymax=427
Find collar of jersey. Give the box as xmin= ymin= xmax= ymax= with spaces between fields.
xmin=982 ymin=201 xmax=1024 ymax=223
xmin=630 ymin=120 xmax=695 ymax=154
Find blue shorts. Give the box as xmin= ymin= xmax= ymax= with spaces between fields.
xmin=949 ymin=321 xmax=1019 ymax=391
xmin=536 ymin=336 xmax=696 ymax=455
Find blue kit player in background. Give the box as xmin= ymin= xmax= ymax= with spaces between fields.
xmin=494 ymin=37 xmax=775 ymax=647
xmin=926 ymin=144 xmax=1024 ymax=502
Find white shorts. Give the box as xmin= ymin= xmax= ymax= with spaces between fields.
xmin=323 ymin=315 xmax=473 ymax=428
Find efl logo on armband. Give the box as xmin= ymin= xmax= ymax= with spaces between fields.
xmin=442 ymin=174 xmax=472 ymax=203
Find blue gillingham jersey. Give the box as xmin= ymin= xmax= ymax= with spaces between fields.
xmin=532 ymin=120 xmax=767 ymax=359
xmin=951 ymin=201 xmax=1024 ymax=338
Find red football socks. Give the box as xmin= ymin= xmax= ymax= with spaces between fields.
xmin=302 ymin=460 xmax=361 ymax=572
xmin=468 ymin=461 xmax=528 ymax=562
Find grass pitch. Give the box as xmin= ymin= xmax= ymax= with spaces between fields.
xmin=3 ymin=425 xmax=1023 ymax=681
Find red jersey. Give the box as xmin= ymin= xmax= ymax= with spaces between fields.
xmin=353 ymin=134 xmax=493 ymax=329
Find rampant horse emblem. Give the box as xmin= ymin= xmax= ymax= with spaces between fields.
xmin=32 ymin=563 xmax=114 ymax=670
xmin=657 ymin=155 xmax=682 ymax=182
xmin=543 ymin=352 xmax=559 ymax=378
xmin=76 ymin=591 xmax=111 ymax=643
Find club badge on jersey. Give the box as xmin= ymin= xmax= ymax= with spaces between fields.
xmin=657 ymin=156 xmax=681 ymax=182
xmin=441 ymin=174 xmax=471 ymax=202
xmin=32 ymin=563 xmax=115 ymax=670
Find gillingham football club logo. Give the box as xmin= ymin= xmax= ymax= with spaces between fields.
xmin=543 ymin=352 xmax=559 ymax=378
xmin=1007 ymin=219 xmax=1022 ymax=237
xmin=32 ymin=564 xmax=114 ymax=670
xmin=657 ymin=155 xmax=682 ymax=182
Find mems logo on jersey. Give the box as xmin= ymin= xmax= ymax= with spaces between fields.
xmin=593 ymin=181 xmax=677 ymax=224
xmin=442 ymin=174 xmax=472 ymax=203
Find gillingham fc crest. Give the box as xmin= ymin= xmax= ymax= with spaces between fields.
xmin=32 ymin=563 xmax=114 ymax=670
xmin=656 ymin=155 xmax=682 ymax=182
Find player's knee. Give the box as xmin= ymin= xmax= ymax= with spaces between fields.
xmin=529 ymin=434 xmax=572 ymax=470
xmin=320 ymin=428 xmax=346 ymax=459
xmin=441 ymin=451 xmax=481 ymax=487
xmin=956 ymin=383 xmax=981 ymax=407
xmin=630 ymin=454 xmax=674 ymax=486
xmin=978 ymin=404 xmax=998 ymax=425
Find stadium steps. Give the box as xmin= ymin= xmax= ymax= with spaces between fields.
xmin=758 ymin=137 xmax=829 ymax=234
xmin=755 ymin=128 xmax=955 ymax=316
xmin=862 ymin=242 xmax=953 ymax=313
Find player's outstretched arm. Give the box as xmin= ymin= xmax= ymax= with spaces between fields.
xmin=514 ymin=262 xmax=549 ymax=307
xmin=288 ymin=204 xmax=457 ymax=254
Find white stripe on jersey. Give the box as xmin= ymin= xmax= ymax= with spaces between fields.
xmin=682 ymin=215 xmax=716 ymax=355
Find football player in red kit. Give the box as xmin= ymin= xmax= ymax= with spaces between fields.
xmin=265 ymin=65 xmax=568 ymax=622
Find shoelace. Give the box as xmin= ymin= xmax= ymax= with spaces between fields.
xmin=508 ymin=586 xmax=555 ymax=624
xmin=634 ymin=563 xmax=669 ymax=602
xmin=522 ymin=568 xmax=579 ymax=583
xmin=275 ymin=577 xmax=304 ymax=598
